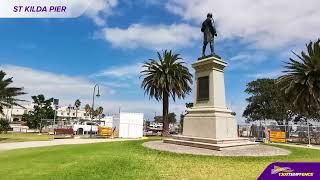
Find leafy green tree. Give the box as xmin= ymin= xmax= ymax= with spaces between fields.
xmin=168 ymin=113 xmax=177 ymax=124
xmin=22 ymin=95 xmax=54 ymax=132
xmin=278 ymin=39 xmax=320 ymax=118
xmin=153 ymin=112 xmax=177 ymax=124
xmin=74 ymin=99 xmax=81 ymax=120
xmin=0 ymin=118 xmax=10 ymax=134
xmin=141 ymin=50 xmax=192 ymax=136
xmin=154 ymin=116 xmax=163 ymax=123
xmin=243 ymin=78 xmax=293 ymax=124
xmin=0 ymin=71 xmax=26 ymax=114
xmin=145 ymin=120 xmax=151 ymax=127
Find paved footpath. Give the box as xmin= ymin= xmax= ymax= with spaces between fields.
xmin=272 ymin=143 xmax=320 ymax=150
xmin=0 ymin=138 xmax=137 ymax=151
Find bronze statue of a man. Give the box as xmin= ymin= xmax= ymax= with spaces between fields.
xmin=201 ymin=13 xmax=217 ymax=57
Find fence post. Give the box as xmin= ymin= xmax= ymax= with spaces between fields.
xmin=284 ymin=124 xmax=287 ymax=143
xmin=287 ymin=124 xmax=290 ymax=142
xmin=307 ymin=121 xmax=311 ymax=146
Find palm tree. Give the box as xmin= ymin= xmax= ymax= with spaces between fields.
xmin=74 ymin=99 xmax=81 ymax=120
xmin=96 ymin=106 xmax=104 ymax=120
xmin=0 ymin=71 xmax=26 ymax=114
xmin=140 ymin=50 xmax=192 ymax=136
xmin=67 ymin=104 xmax=72 ymax=121
xmin=84 ymin=104 xmax=91 ymax=119
xmin=101 ymin=114 xmax=106 ymax=119
xmin=278 ymin=39 xmax=320 ymax=117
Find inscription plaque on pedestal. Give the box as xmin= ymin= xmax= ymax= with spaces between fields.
xmin=197 ymin=76 xmax=209 ymax=101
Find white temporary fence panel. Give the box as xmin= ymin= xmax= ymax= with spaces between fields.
xmin=114 ymin=112 xmax=143 ymax=138
xmin=129 ymin=124 xmax=143 ymax=138
xmin=100 ymin=116 xmax=113 ymax=127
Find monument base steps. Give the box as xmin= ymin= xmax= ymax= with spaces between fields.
xmin=164 ymin=135 xmax=258 ymax=151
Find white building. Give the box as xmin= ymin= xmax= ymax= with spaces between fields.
xmin=55 ymin=106 xmax=90 ymax=121
xmin=0 ymin=104 xmax=91 ymax=122
xmin=0 ymin=104 xmax=34 ymax=122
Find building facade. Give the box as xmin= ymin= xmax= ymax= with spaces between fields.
xmin=0 ymin=104 xmax=92 ymax=122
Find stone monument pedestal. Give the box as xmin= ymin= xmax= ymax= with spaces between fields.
xmin=164 ymin=56 xmax=256 ymax=150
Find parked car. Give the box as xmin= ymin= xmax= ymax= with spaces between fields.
xmin=73 ymin=121 xmax=98 ymax=135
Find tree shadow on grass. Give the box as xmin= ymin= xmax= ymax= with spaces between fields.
xmin=0 ymin=138 xmax=9 ymax=142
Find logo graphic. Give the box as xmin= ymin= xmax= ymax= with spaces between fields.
xmin=271 ymin=166 xmax=293 ymax=174
xmin=0 ymin=0 xmax=92 ymax=18
xmin=258 ymin=162 xmax=320 ymax=179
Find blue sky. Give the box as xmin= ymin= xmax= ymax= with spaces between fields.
xmin=1 ymin=0 xmax=319 ymax=122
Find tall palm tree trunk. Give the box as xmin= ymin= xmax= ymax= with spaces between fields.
xmin=162 ymin=91 xmax=170 ymax=136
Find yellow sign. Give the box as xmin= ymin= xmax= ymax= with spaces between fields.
xmin=269 ymin=131 xmax=286 ymax=143
xmin=98 ymin=127 xmax=113 ymax=137
xmin=270 ymin=137 xmax=286 ymax=143
xmin=270 ymin=131 xmax=285 ymax=138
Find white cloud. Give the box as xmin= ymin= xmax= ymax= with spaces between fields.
xmin=86 ymin=0 xmax=118 ymax=26
xmin=74 ymin=0 xmax=118 ymax=26
xmin=228 ymin=52 xmax=267 ymax=71
xmin=166 ymin=0 xmax=320 ymax=49
xmin=1 ymin=64 xmax=112 ymax=102
xmin=95 ymin=63 xmax=142 ymax=79
xmin=247 ymin=69 xmax=282 ymax=79
xmin=100 ymin=23 xmax=200 ymax=50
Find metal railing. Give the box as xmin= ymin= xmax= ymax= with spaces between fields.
xmin=238 ymin=124 xmax=320 ymax=145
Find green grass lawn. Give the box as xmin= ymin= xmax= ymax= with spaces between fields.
xmin=0 ymin=139 xmax=319 ymax=180
xmin=0 ymin=133 xmax=53 ymax=143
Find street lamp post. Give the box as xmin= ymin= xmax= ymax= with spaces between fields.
xmin=307 ymin=120 xmax=311 ymax=147
xmin=67 ymin=104 xmax=72 ymax=124
xmin=52 ymin=98 xmax=59 ymax=136
xmin=90 ymin=84 xmax=100 ymax=138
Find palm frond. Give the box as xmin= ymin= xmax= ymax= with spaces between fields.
xmin=0 ymin=70 xmax=26 ymax=112
xmin=278 ymin=40 xmax=320 ymax=115
xmin=140 ymin=50 xmax=193 ymax=102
